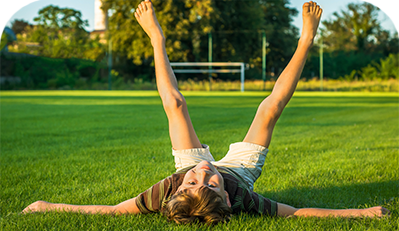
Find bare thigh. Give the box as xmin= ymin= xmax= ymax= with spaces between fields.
xmin=164 ymin=96 xmax=202 ymax=150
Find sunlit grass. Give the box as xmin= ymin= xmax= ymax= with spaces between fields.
xmin=2 ymin=90 xmax=398 ymax=97
xmin=1 ymin=91 xmax=398 ymax=230
xmin=18 ymin=78 xmax=397 ymax=92
xmin=176 ymin=79 xmax=399 ymax=92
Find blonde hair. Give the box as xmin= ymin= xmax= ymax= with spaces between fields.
xmin=163 ymin=186 xmax=232 ymax=225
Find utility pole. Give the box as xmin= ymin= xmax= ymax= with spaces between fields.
xmin=106 ymin=7 xmax=112 ymax=91
xmin=208 ymin=32 xmax=212 ymax=91
xmin=319 ymin=31 xmax=323 ymax=91
xmin=108 ymin=38 xmax=112 ymax=90
xmin=262 ymin=30 xmax=266 ymax=91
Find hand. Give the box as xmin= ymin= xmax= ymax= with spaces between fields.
xmin=360 ymin=206 xmax=390 ymax=218
xmin=22 ymin=201 xmax=52 ymax=214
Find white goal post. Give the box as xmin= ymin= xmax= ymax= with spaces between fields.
xmin=170 ymin=62 xmax=245 ymax=92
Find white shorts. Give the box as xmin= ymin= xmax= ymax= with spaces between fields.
xmin=172 ymin=142 xmax=268 ymax=191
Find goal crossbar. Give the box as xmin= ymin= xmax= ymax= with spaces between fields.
xmin=170 ymin=62 xmax=245 ymax=92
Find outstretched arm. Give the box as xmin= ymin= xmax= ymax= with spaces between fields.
xmin=22 ymin=197 xmax=142 ymax=215
xmin=277 ymin=202 xmax=390 ymax=218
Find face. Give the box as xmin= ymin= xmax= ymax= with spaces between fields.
xmin=177 ymin=160 xmax=230 ymax=205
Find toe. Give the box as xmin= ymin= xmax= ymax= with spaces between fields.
xmin=134 ymin=11 xmax=140 ymax=19
xmin=145 ymin=0 xmax=153 ymax=11
xmin=308 ymin=2 xmax=313 ymax=12
xmin=312 ymin=2 xmax=318 ymax=11
xmin=141 ymin=2 xmax=147 ymax=11
xmin=316 ymin=5 xmax=322 ymax=15
xmin=303 ymin=2 xmax=310 ymax=12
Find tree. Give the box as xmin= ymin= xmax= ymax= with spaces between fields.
xmin=34 ymin=5 xmax=88 ymax=32
xmin=305 ymin=2 xmax=399 ymax=80
xmin=11 ymin=19 xmax=32 ymax=35
xmin=321 ymin=2 xmax=381 ymax=53
xmin=32 ymin=5 xmax=91 ymax=58
xmin=370 ymin=30 xmax=399 ymax=56
xmin=10 ymin=5 xmax=105 ymax=61
xmin=102 ymin=0 xmax=299 ymax=80
xmin=1 ymin=33 xmax=9 ymax=51
xmin=1 ymin=27 xmax=17 ymax=52
xmin=261 ymin=0 xmax=299 ymax=75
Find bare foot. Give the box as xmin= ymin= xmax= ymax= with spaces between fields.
xmin=299 ymin=1 xmax=322 ymax=47
xmin=134 ymin=0 xmax=165 ymax=45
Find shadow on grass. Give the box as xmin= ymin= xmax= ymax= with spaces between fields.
xmin=258 ymin=180 xmax=398 ymax=214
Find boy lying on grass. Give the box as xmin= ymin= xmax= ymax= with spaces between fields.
xmin=23 ymin=0 xmax=389 ymax=224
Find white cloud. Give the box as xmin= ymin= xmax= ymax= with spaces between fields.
xmin=367 ymin=0 xmax=399 ymax=30
xmin=0 ymin=0 xmax=34 ymax=34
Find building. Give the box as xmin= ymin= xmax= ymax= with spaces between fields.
xmin=90 ymin=0 xmax=108 ymax=44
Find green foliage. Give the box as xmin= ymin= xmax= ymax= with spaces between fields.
xmin=0 ymin=32 xmax=8 ymax=50
xmin=261 ymin=0 xmax=298 ymax=72
xmin=321 ymin=2 xmax=381 ymax=53
xmin=11 ymin=19 xmax=31 ymax=35
xmin=11 ymin=25 xmax=106 ymax=60
xmin=360 ymin=63 xmax=379 ymax=80
xmin=369 ymin=30 xmax=399 ymax=56
xmin=378 ymin=53 xmax=399 ymax=79
xmin=357 ymin=53 xmax=398 ymax=80
xmin=301 ymin=2 xmax=398 ymax=81
xmin=1 ymin=91 xmax=398 ymax=230
xmin=303 ymin=49 xmax=384 ymax=80
xmin=1 ymin=27 xmax=16 ymax=51
xmin=0 ymin=52 xmax=106 ymax=90
xmin=342 ymin=70 xmax=358 ymax=81
xmin=10 ymin=5 xmax=105 ymax=61
xmin=34 ymin=5 xmax=88 ymax=31
xmin=102 ymin=0 xmax=298 ymax=81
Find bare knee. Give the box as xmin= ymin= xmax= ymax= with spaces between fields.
xmin=257 ymin=98 xmax=284 ymax=124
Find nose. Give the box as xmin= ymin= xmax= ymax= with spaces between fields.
xmin=196 ymin=169 xmax=211 ymax=184
xmin=197 ymin=168 xmax=211 ymax=176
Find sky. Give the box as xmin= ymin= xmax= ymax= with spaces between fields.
xmin=1 ymin=0 xmax=398 ymax=36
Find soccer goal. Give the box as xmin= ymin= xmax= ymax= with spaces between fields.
xmin=170 ymin=62 xmax=245 ymax=92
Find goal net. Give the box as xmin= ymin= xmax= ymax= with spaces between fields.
xmin=170 ymin=62 xmax=245 ymax=92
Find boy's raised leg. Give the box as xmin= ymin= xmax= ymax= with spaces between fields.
xmin=135 ymin=0 xmax=202 ymax=150
xmin=243 ymin=1 xmax=322 ymax=148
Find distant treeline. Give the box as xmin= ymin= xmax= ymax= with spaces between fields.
xmin=1 ymin=1 xmax=398 ymax=90
xmin=1 ymin=50 xmax=397 ymax=90
xmin=0 ymin=52 xmax=107 ymax=90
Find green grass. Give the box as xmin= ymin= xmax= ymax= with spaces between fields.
xmin=175 ymin=79 xmax=399 ymax=92
xmin=1 ymin=91 xmax=398 ymax=230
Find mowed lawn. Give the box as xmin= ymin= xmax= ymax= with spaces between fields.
xmin=1 ymin=91 xmax=398 ymax=230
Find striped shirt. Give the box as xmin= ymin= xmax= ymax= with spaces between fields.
xmin=135 ymin=166 xmax=277 ymax=216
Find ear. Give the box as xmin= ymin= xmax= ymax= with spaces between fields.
xmin=224 ymin=190 xmax=231 ymax=207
